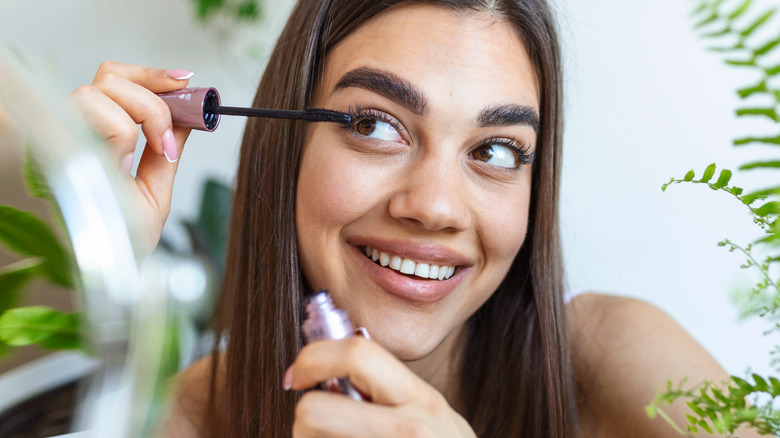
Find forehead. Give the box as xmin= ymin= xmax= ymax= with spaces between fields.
xmin=317 ymin=4 xmax=540 ymax=111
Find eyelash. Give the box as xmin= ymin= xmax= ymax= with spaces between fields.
xmin=345 ymin=105 xmax=406 ymax=138
xmin=341 ymin=106 xmax=535 ymax=168
xmin=477 ymin=137 xmax=535 ymax=168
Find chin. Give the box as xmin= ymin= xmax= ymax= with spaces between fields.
xmin=367 ymin=320 xmax=459 ymax=363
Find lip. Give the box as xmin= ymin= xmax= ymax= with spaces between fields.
xmin=349 ymin=237 xmax=472 ymax=266
xmin=347 ymin=238 xmax=472 ymax=305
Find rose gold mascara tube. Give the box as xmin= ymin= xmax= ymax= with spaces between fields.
xmin=301 ymin=290 xmax=368 ymax=402
xmin=157 ymin=87 xmax=351 ymax=132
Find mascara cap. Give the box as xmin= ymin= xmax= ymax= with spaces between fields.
xmin=157 ymin=87 xmax=220 ymax=132
xmin=302 ymin=291 xmax=354 ymax=342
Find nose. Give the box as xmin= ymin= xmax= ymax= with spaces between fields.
xmin=387 ymin=150 xmax=471 ymax=232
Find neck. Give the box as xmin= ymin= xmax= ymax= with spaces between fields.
xmin=404 ymin=324 xmax=466 ymax=411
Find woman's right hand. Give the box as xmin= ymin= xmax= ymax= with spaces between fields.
xmin=69 ymin=61 xmax=194 ymax=254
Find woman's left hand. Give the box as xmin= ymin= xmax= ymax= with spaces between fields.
xmin=285 ymin=336 xmax=476 ymax=438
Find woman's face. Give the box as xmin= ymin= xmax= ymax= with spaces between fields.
xmin=296 ymin=5 xmax=540 ymax=361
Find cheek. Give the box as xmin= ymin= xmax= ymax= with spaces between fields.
xmin=295 ymin=137 xmax=387 ymax=282
xmin=477 ymin=183 xmax=532 ymax=275
xmin=297 ymin=143 xmax=381 ymax=229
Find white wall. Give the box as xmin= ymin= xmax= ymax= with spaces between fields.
xmin=2 ymin=0 xmax=776 ymax=380
xmin=558 ymin=0 xmax=777 ymax=379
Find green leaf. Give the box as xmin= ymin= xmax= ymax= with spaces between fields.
xmin=235 ymin=1 xmax=259 ymax=19
xmin=725 ymin=58 xmax=756 ymax=67
xmin=734 ymin=135 xmax=780 ymax=146
xmin=702 ymin=27 xmax=731 ymax=38
xmin=735 ymin=107 xmax=778 ymax=121
xmin=740 ymin=8 xmax=776 ymax=38
xmin=687 ymin=401 xmax=707 ymax=417
xmin=0 ymin=259 xmax=43 ymax=314
xmin=695 ymin=12 xmax=719 ymax=29
xmin=0 ymin=206 xmax=73 ymax=287
xmin=684 ymin=170 xmax=696 ymax=181
xmin=0 ymin=306 xmax=81 ymax=350
xmin=737 ymin=80 xmax=767 ymax=98
xmin=740 ymin=160 xmax=780 ymax=170
xmin=732 ymin=376 xmax=753 ymax=391
xmin=753 ymin=373 xmax=769 ymax=391
xmin=22 ymin=148 xmax=51 ymax=201
xmin=0 ymin=340 xmax=10 ymax=358
xmin=744 ymin=186 xmax=780 ymax=200
xmin=766 ymin=63 xmax=780 ymax=76
xmin=729 ymin=186 xmax=744 ymax=196
xmin=690 ymin=3 xmax=708 ymax=17
xmin=701 ymin=163 xmax=717 ymax=183
xmin=711 ymin=388 xmax=729 ymax=403
xmin=769 ymin=377 xmax=780 ymax=395
xmin=195 ymin=178 xmax=232 ymax=280
xmin=728 ymin=0 xmax=752 ymax=21
xmin=195 ymin=0 xmax=224 ymax=21
xmin=754 ymin=36 xmax=780 ymax=57
xmin=714 ymin=169 xmax=732 ymax=188
xmin=756 ymin=201 xmax=780 ymax=217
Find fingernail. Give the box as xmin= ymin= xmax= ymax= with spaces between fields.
xmin=283 ymin=366 xmax=293 ymax=391
xmin=119 ymin=153 xmax=134 ymax=179
xmin=355 ymin=327 xmax=371 ymax=340
xmin=165 ymin=69 xmax=194 ymax=80
xmin=162 ymin=129 xmax=178 ymax=163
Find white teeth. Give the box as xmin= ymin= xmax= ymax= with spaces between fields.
xmin=390 ymin=255 xmax=402 ymax=270
xmin=362 ymin=246 xmax=456 ymax=280
xmin=400 ymin=259 xmax=416 ymax=274
xmin=379 ymin=252 xmax=390 ymax=266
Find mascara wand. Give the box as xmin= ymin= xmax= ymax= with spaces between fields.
xmin=157 ymin=87 xmax=352 ymax=132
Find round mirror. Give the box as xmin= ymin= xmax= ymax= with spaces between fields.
xmin=0 ymin=48 xmax=206 ymax=438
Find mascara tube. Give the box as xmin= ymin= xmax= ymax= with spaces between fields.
xmin=157 ymin=87 xmax=221 ymax=132
xmin=301 ymin=291 xmax=368 ymax=402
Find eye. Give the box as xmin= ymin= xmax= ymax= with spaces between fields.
xmin=347 ymin=108 xmax=404 ymax=143
xmin=471 ymin=141 xmax=521 ymax=169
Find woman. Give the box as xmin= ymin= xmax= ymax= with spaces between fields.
xmin=70 ymin=1 xmax=750 ymax=437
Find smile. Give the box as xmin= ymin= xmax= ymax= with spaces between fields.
xmin=362 ymin=246 xmax=456 ymax=280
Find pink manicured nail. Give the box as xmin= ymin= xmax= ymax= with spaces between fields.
xmin=354 ymin=327 xmax=371 ymax=340
xmin=165 ymin=69 xmax=194 ymax=80
xmin=162 ymin=129 xmax=178 ymax=163
xmin=119 ymin=153 xmax=134 ymax=179
xmin=283 ymin=366 xmax=293 ymax=390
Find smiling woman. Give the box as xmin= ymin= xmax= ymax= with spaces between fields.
xmin=67 ymin=1 xmax=761 ymax=437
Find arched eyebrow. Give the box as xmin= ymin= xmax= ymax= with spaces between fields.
xmin=478 ymin=104 xmax=539 ymax=133
xmin=332 ymin=67 xmax=539 ymax=133
xmin=332 ymin=67 xmax=429 ymax=116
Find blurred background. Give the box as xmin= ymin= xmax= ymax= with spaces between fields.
xmin=0 ymin=0 xmax=775 ymax=394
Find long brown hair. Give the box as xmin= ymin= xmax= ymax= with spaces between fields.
xmin=209 ymin=1 xmax=574 ymax=436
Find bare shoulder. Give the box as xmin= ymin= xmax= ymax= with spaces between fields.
xmin=157 ymin=353 xmax=225 ymax=437
xmin=566 ymin=293 xmax=758 ymax=438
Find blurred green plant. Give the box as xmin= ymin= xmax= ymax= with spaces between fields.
xmin=189 ymin=0 xmax=262 ymax=24
xmin=0 ymin=150 xmax=80 ymax=355
xmin=647 ymin=0 xmax=780 ymax=435
xmin=0 ymin=149 xmax=232 ymax=363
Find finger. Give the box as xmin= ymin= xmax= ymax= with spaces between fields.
xmin=134 ymin=126 xmax=191 ymax=223
xmin=69 ymin=85 xmax=138 ymax=160
xmin=289 ymin=337 xmax=424 ymax=406
xmin=93 ymin=78 xmax=181 ymax=160
xmin=294 ymin=391 xmax=425 ymax=438
xmin=94 ymin=61 xmax=193 ymax=94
